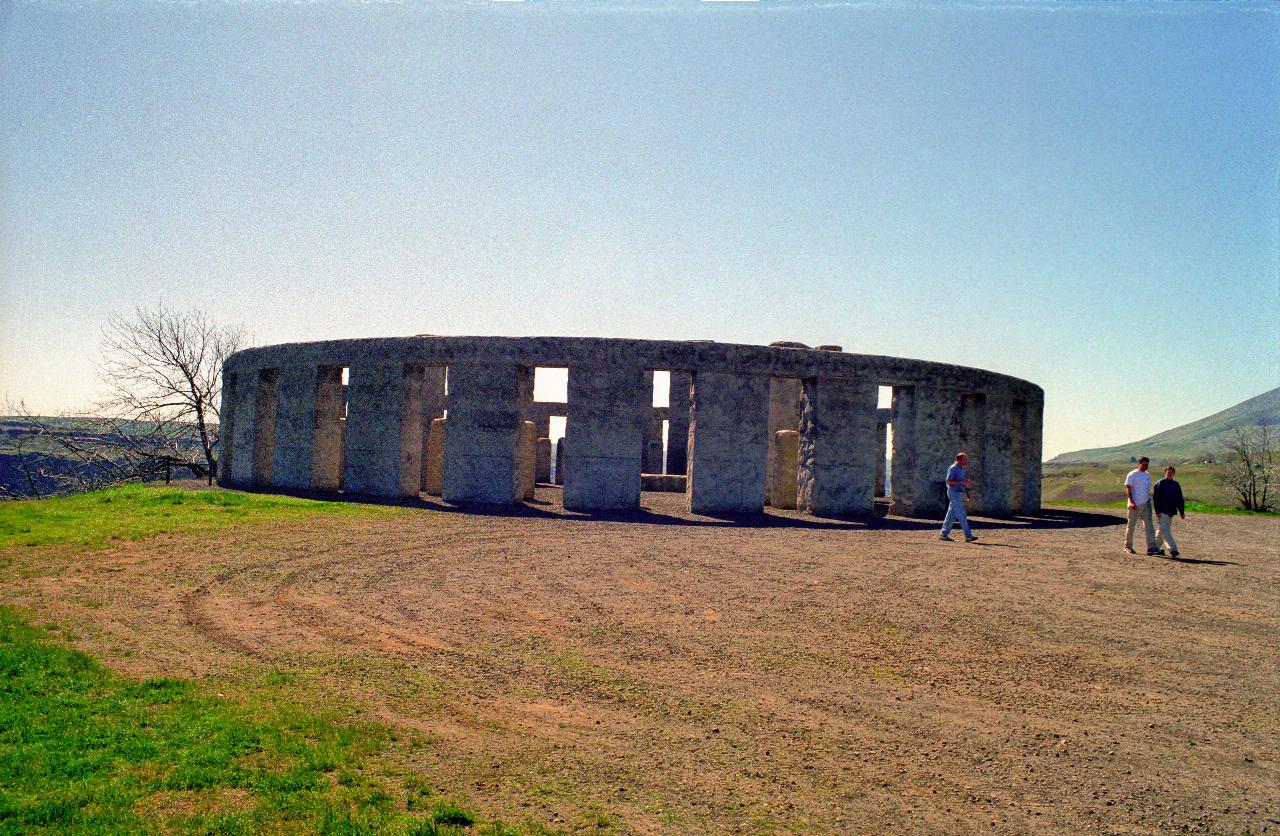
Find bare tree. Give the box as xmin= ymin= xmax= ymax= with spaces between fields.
xmin=1220 ymin=424 xmax=1277 ymax=513
xmin=1 ymin=305 xmax=244 ymax=498
xmin=98 ymin=304 xmax=244 ymax=483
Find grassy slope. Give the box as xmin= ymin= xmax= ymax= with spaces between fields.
xmin=0 ymin=485 xmax=393 ymax=549
xmin=1040 ymin=461 xmax=1279 ymax=514
xmin=0 ymin=607 xmax=489 ymax=835
xmin=1050 ymin=387 xmax=1280 ymax=464
xmin=0 ymin=486 xmax=530 ymax=834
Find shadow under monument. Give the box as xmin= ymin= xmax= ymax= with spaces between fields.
xmin=250 ymin=485 xmax=1125 ymax=531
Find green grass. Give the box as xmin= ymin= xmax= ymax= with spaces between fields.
xmin=0 ymin=485 xmax=395 ymax=549
xmin=0 ymin=606 xmax=485 ymax=834
xmin=1046 ymin=499 xmax=1277 ymax=516
xmin=1041 ymin=461 xmax=1242 ymax=509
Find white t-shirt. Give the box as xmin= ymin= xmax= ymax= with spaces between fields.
xmin=1125 ymin=469 xmax=1152 ymax=505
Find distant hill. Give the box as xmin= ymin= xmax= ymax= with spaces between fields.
xmin=1050 ymin=387 xmax=1280 ymax=465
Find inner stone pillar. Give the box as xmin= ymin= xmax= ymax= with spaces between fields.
xmin=442 ymin=362 xmax=525 ymax=504
xmin=342 ymin=362 xmax=425 ymax=497
xmin=554 ymin=438 xmax=565 ymax=485
xmin=250 ymin=369 xmax=278 ymax=488
xmin=875 ymin=419 xmax=888 ymax=498
xmin=797 ymin=376 xmax=878 ymax=516
xmin=419 ymin=366 xmax=447 ymax=492
xmin=536 ymin=438 xmax=552 ymax=483
xmin=688 ymin=371 xmax=769 ymax=514
xmin=312 ymin=366 xmax=345 ymax=491
xmin=889 ymin=385 xmax=962 ymax=518
xmin=271 ymin=365 xmax=319 ymax=490
xmin=563 ymin=365 xmax=647 ymax=511
xmin=520 ymin=421 xmax=536 ymax=500
xmin=771 ymin=429 xmax=800 ymax=510
xmin=666 ymin=371 xmax=691 ymax=476
xmin=424 ymin=418 xmax=446 ymax=496
xmin=978 ymin=392 xmax=1014 ymax=515
xmin=765 ymin=377 xmax=803 ymax=505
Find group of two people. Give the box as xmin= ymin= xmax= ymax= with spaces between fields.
xmin=1124 ymin=457 xmax=1185 ymax=558
xmin=936 ymin=452 xmax=1187 ymax=558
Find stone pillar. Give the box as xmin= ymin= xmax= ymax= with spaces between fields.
xmin=271 ymin=365 xmax=319 ymax=490
xmin=564 ymin=365 xmax=647 ymax=511
xmin=536 ymin=437 xmax=552 ymax=483
xmin=977 ymin=392 xmax=1014 ymax=516
xmin=666 ymin=371 xmax=691 ymax=475
xmin=520 ymin=421 xmax=536 ymax=500
xmin=688 ymin=371 xmax=769 ymax=514
xmin=251 ymin=369 xmax=278 ymax=488
xmin=311 ymin=366 xmax=345 ymax=491
xmin=643 ymin=438 xmax=664 ymax=474
xmin=554 ymin=438 xmax=566 ymax=485
xmin=889 ymin=385 xmax=962 ymax=518
xmin=419 ymin=366 xmax=447 ymax=491
xmin=442 ymin=362 xmax=524 ymax=504
xmin=770 ymin=430 xmax=800 ymax=510
xmin=957 ymin=393 xmax=987 ymax=513
xmin=424 ymin=418 xmax=446 ymax=496
xmin=342 ymin=363 xmax=425 ymax=497
xmin=875 ymin=419 xmax=888 ymax=498
xmin=216 ymin=371 xmax=240 ymax=488
xmin=797 ymin=376 xmax=878 ymax=516
xmin=765 ymin=377 xmax=803 ymax=505
xmin=1019 ymin=394 xmax=1044 ymax=513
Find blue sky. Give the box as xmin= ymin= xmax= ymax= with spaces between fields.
xmin=2 ymin=0 xmax=1277 ymax=458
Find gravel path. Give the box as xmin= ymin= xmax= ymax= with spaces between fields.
xmin=4 ymin=490 xmax=1276 ymax=834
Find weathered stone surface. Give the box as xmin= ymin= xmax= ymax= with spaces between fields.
xmin=535 ymin=437 xmax=552 ymax=483
xmin=771 ymin=429 xmax=799 ymax=510
xmin=642 ymin=474 xmax=687 ymax=493
xmin=520 ymin=421 xmax=536 ymax=500
xmin=220 ymin=336 xmax=1043 ymax=515
xmin=554 ymin=437 xmax=565 ymax=486
xmin=890 ymin=385 xmax=963 ymax=518
xmin=419 ymin=366 xmax=446 ymax=491
xmin=797 ymin=377 xmax=878 ymax=516
xmin=666 ymin=371 xmax=691 ymax=475
xmin=875 ymin=420 xmax=888 ymax=498
xmin=311 ymin=366 xmax=344 ymax=491
xmin=442 ymin=362 xmax=523 ymax=504
xmin=343 ymin=362 xmax=424 ymax=497
xmin=251 ymin=369 xmax=278 ymax=488
xmin=766 ymin=377 xmax=802 ymax=505
xmin=643 ymin=439 xmax=664 ymax=474
xmin=424 ymin=418 xmax=445 ymax=496
xmin=270 ymin=365 xmax=318 ymax=490
xmin=688 ymin=371 xmax=769 ymax=514
xmin=564 ymin=365 xmax=647 ymax=511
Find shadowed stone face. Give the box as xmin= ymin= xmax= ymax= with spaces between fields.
xmin=220 ymin=336 xmax=1043 ymax=517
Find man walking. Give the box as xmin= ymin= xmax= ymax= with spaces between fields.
xmin=1152 ymin=466 xmax=1185 ymax=558
xmin=1124 ymin=457 xmax=1159 ymax=555
xmin=940 ymin=452 xmax=978 ymax=543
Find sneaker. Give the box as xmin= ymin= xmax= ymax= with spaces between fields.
xmin=939 ymin=535 xmax=954 ymax=542
xmin=1170 ymin=550 xmax=1180 ymax=558
xmin=1148 ymin=549 xmax=1166 ymax=556
xmin=1124 ymin=546 xmax=1137 ymax=554
xmin=965 ymin=535 xmax=979 ymax=543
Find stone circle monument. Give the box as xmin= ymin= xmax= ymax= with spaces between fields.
xmin=218 ymin=336 xmax=1042 ymax=517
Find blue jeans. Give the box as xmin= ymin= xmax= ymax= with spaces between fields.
xmin=941 ymin=491 xmax=972 ymax=538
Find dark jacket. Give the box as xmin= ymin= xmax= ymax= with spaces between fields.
xmin=1153 ymin=478 xmax=1185 ymax=517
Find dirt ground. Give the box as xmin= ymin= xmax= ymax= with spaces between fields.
xmin=3 ymin=488 xmax=1277 ymax=834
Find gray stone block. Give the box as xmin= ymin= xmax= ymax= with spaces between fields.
xmin=688 ymin=371 xmax=769 ymax=514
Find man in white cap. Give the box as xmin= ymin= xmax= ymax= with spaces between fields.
xmin=1123 ymin=456 xmax=1159 ymax=555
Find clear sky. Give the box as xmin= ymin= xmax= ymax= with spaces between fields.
xmin=2 ymin=0 xmax=1277 ymax=459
